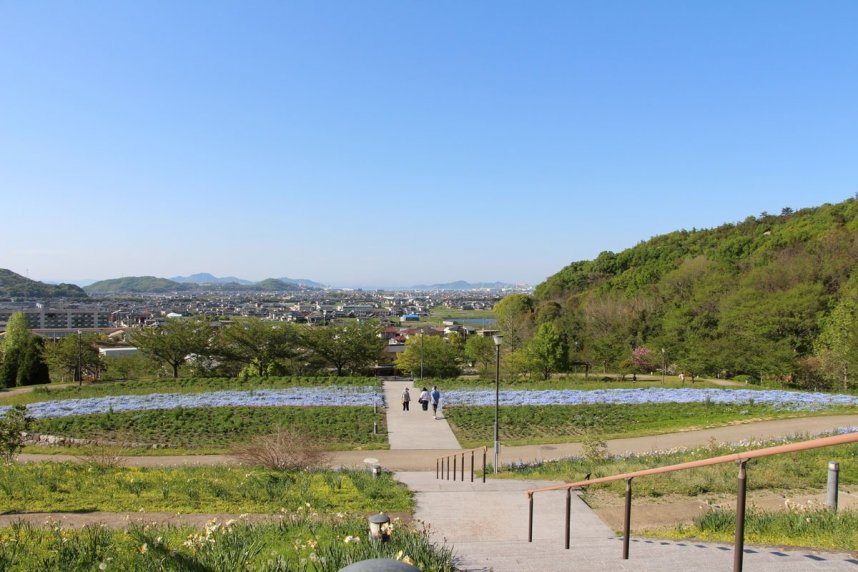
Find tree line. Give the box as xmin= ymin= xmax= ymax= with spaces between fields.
xmin=0 ymin=315 xmax=386 ymax=385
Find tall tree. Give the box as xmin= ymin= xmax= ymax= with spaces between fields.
xmin=395 ymin=333 xmax=461 ymax=378
xmin=43 ymin=332 xmax=106 ymax=383
xmin=815 ymin=293 xmax=858 ymax=390
xmin=525 ymin=323 xmax=567 ymax=380
xmin=0 ymin=312 xmax=50 ymax=387
xmin=465 ymin=334 xmax=496 ymax=377
xmin=301 ymin=320 xmax=385 ymax=376
xmin=493 ymin=294 xmax=534 ymax=351
xmin=128 ymin=317 xmax=213 ymax=378
xmin=215 ymin=318 xmax=298 ymax=377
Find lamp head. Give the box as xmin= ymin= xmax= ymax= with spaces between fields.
xmin=492 ymin=334 xmax=503 ymax=347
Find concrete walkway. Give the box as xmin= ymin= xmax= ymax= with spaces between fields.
xmin=396 ymin=471 xmax=858 ymax=571
xmin=384 ymin=379 xmax=460 ymax=450
xmin=383 ymin=403 xmax=858 ymax=570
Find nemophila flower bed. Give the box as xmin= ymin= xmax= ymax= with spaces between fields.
xmin=1 ymin=386 xmax=381 ymax=419
xmin=443 ymin=388 xmax=858 ymax=409
xmin=30 ymin=406 xmax=387 ymax=451
xmin=1 ymin=376 xmax=382 ymax=407
xmin=0 ymin=517 xmax=455 ymax=571
xmin=444 ymin=401 xmax=856 ymax=448
xmin=0 ymin=464 xmax=410 ymax=514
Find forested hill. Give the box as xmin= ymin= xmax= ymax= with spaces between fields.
xmin=526 ymin=197 xmax=858 ymax=387
xmin=0 ymin=269 xmax=89 ymax=299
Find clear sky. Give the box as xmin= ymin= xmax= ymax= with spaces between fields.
xmin=2 ymin=1 xmax=856 ymax=288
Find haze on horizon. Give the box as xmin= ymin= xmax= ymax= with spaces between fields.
xmin=2 ymin=2 xmax=856 ymax=289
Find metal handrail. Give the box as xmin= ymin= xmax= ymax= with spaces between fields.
xmin=436 ymin=446 xmax=488 ymax=483
xmin=525 ymin=431 xmax=858 ymax=572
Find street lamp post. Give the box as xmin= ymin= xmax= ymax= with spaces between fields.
xmin=661 ymin=347 xmax=666 ymax=384
xmin=492 ymin=334 xmax=503 ymax=474
xmin=573 ymin=340 xmax=579 ymax=376
xmin=77 ymin=330 xmax=82 ymax=387
xmin=419 ymin=332 xmax=424 ymax=381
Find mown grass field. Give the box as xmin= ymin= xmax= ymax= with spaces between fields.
xmin=28 ymin=406 xmax=387 ymax=453
xmin=443 ymin=402 xmax=855 ymax=448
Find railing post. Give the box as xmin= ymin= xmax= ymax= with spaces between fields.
xmin=734 ymin=460 xmax=748 ymax=572
xmin=565 ymin=488 xmax=572 ymax=549
xmin=436 ymin=458 xmax=439 ymax=479
xmin=828 ymin=461 xmax=840 ymax=511
xmin=461 ymin=452 xmax=465 ymax=481
xmin=447 ymin=456 xmax=451 ymax=480
xmin=528 ymin=492 xmax=534 ymax=542
xmin=453 ymin=455 xmax=457 ymax=481
xmin=482 ymin=448 xmax=487 ymax=483
xmin=471 ymin=450 xmax=475 ymax=482
xmin=623 ymin=478 xmax=633 ymax=559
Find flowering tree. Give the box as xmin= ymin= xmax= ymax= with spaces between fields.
xmin=631 ymin=346 xmax=656 ymax=373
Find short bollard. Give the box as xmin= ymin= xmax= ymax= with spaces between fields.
xmin=368 ymin=513 xmax=391 ymax=542
xmin=339 ymin=558 xmax=419 ymax=571
xmin=828 ymin=461 xmax=840 ymax=511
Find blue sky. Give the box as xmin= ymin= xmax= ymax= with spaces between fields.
xmin=2 ymin=1 xmax=856 ymax=288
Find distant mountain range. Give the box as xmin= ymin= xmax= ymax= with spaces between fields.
xmin=410 ymin=280 xmax=524 ymax=291
xmin=0 ymin=269 xmax=89 ymax=299
xmin=170 ymin=273 xmax=327 ymax=289
xmin=83 ymin=276 xmax=316 ymax=294
xmin=170 ymin=273 xmax=255 ymax=285
xmin=1 ymin=268 xmax=522 ymax=296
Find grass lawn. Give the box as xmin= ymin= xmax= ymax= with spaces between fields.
xmin=0 ymin=463 xmax=410 ymax=514
xmin=444 ymin=402 xmax=856 ymax=449
xmin=504 ymin=437 xmax=858 ymax=496
xmin=663 ymin=507 xmax=858 ymax=551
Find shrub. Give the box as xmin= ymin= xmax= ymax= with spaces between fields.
xmin=581 ymin=431 xmax=608 ymax=463
xmin=0 ymin=406 xmax=32 ymax=461
xmin=229 ymin=428 xmax=330 ymax=471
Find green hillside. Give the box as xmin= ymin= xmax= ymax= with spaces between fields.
xmin=254 ymin=278 xmax=301 ymax=291
xmin=83 ymin=276 xmax=303 ymax=294
xmin=523 ymin=198 xmax=858 ymax=389
xmin=0 ymin=269 xmax=88 ymax=299
xmin=84 ymin=276 xmax=191 ymax=294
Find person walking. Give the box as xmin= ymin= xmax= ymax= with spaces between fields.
xmin=430 ymin=385 xmax=441 ymax=419
xmin=401 ymin=387 xmax=411 ymax=411
xmin=419 ymin=387 xmax=430 ymax=411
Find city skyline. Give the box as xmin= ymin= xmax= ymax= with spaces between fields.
xmin=2 ymin=2 xmax=856 ymax=288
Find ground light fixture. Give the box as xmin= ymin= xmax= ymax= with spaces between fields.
xmin=492 ymin=334 xmax=502 ymax=474
xmin=367 ymin=513 xmax=391 ymax=542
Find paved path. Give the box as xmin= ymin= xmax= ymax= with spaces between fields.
xmin=378 ymin=394 xmax=858 ymax=571
xmin=384 ymin=379 xmax=460 ymax=450
xmin=397 ymin=471 xmax=858 ymax=571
